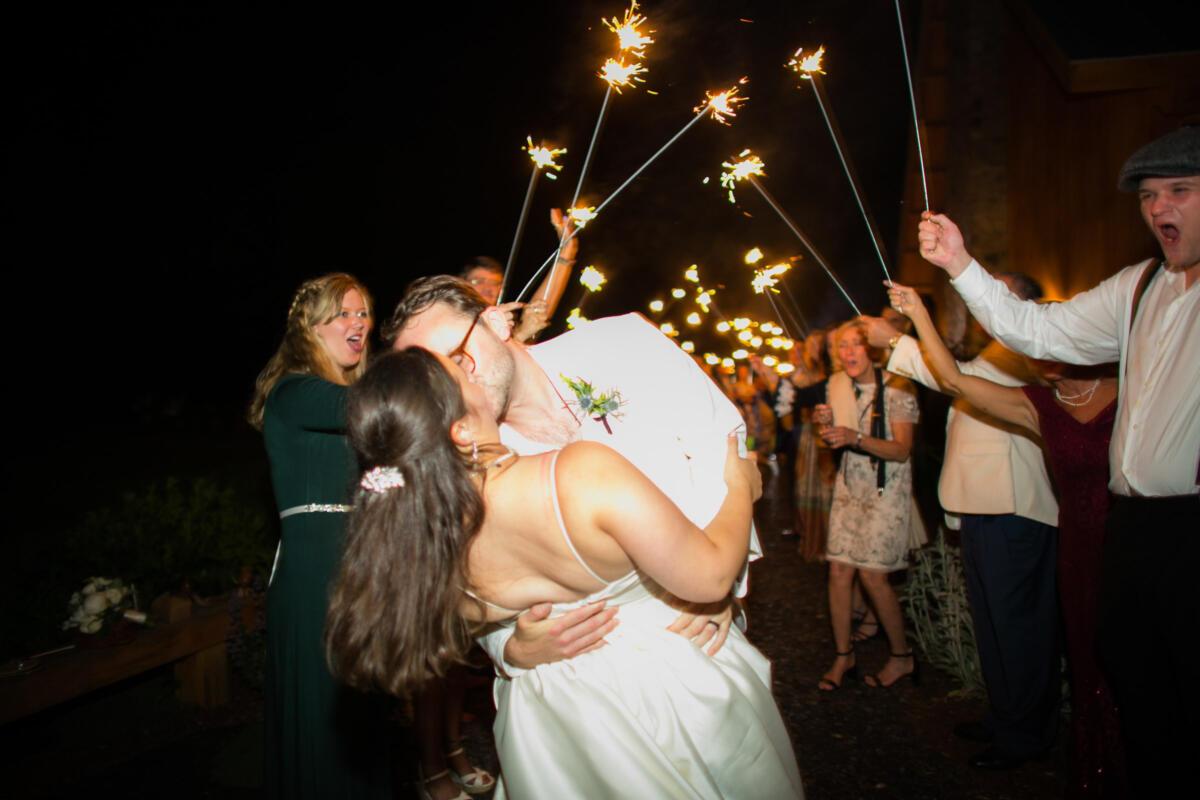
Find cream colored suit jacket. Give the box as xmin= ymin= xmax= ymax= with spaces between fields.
xmin=887 ymin=335 xmax=1058 ymax=529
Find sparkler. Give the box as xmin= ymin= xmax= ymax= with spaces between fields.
xmin=788 ymin=46 xmax=893 ymax=283
xmin=516 ymin=81 xmax=749 ymax=303
xmin=568 ymin=205 xmax=598 ymax=228
xmin=501 ymin=137 xmax=568 ymax=299
xmin=603 ymin=1 xmax=654 ymax=57
xmin=720 ymin=150 xmax=765 ymax=204
xmin=566 ymin=307 xmax=590 ymax=329
xmin=894 ymin=0 xmax=930 ymax=210
xmin=579 ymin=265 xmax=607 ymax=292
xmin=544 ymin=3 xmax=655 ymax=303
xmin=751 ymin=261 xmax=799 ymax=342
xmin=744 ymin=247 xmax=764 ymax=265
xmin=721 ymin=151 xmax=863 ymax=315
xmin=751 ymin=263 xmax=791 ymax=295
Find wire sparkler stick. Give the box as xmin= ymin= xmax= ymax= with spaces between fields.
xmin=763 ymin=292 xmax=797 ymax=342
xmin=751 ymin=263 xmax=798 ymax=341
xmin=788 ymin=47 xmax=892 ymax=283
xmin=541 ymin=86 xmax=611 ymax=302
xmin=894 ymin=0 xmax=929 ymax=211
xmin=499 ymin=139 xmax=566 ymax=303
xmin=542 ymin=3 xmax=655 ymax=301
xmin=514 ymin=83 xmax=748 ymax=303
xmin=723 ymin=153 xmax=862 ymax=315
xmin=746 ymin=174 xmax=862 ymax=315
xmin=779 ymin=281 xmax=811 ymax=335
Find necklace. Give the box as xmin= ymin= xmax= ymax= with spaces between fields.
xmin=1054 ymin=379 xmax=1100 ymax=407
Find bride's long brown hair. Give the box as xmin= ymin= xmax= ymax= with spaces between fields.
xmin=325 ymin=348 xmax=485 ymax=695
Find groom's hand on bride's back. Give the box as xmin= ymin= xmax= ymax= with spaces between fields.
xmin=505 ymin=601 xmax=620 ymax=669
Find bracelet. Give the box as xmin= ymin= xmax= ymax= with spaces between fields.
xmin=855 ymin=431 xmax=863 ymax=448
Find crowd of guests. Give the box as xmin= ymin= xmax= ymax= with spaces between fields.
xmin=247 ymin=127 xmax=1197 ymax=799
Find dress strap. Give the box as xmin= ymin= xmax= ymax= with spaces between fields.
xmin=546 ymin=450 xmax=609 ymax=587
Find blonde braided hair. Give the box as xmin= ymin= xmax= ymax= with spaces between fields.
xmin=248 ymin=273 xmax=373 ymax=429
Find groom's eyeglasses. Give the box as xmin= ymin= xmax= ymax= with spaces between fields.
xmin=448 ymin=310 xmax=484 ymax=373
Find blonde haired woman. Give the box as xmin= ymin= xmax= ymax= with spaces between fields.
xmin=813 ymin=320 xmax=921 ymax=691
xmin=250 ymin=274 xmax=391 ymax=799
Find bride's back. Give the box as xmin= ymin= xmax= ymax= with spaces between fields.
xmin=466 ymin=447 xmax=636 ymax=615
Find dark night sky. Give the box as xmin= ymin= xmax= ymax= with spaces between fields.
xmin=7 ymin=2 xmax=912 ymax=437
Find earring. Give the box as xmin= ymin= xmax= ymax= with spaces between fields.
xmin=471 ymin=438 xmax=479 ymax=463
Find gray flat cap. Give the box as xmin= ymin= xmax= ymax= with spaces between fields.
xmin=1118 ymin=126 xmax=1200 ymax=191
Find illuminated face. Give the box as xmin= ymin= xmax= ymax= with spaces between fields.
xmin=392 ymin=302 xmax=514 ymax=421
xmin=1139 ymin=176 xmax=1200 ymax=271
xmin=836 ymin=328 xmax=871 ymax=381
xmin=313 ymin=288 xmax=370 ymax=371
xmin=463 ymin=267 xmax=503 ymax=305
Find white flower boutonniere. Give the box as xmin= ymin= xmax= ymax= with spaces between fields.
xmin=561 ymin=374 xmax=623 ymax=434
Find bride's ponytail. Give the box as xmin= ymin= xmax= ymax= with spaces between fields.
xmin=325 ymin=349 xmax=484 ymax=695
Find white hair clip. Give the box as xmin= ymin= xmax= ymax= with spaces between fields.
xmin=360 ymin=466 xmax=406 ymax=494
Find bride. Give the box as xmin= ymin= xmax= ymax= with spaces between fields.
xmin=325 ymin=347 xmax=803 ymax=799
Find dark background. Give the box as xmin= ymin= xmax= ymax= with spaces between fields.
xmin=6 ymin=1 xmax=910 ymax=433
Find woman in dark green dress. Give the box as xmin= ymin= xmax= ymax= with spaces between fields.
xmin=249 ymin=274 xmax=391 ymax=799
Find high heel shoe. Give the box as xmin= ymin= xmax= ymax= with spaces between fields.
xmin=864 ymin=650 xmax=920 ymax=688
xmin=817 ymin=648 xmax=858 ymax=691
xmin=418 ymin=769 xmax=469 ymax=800
xmin=445 ymin=742 xmax=495 ymax=795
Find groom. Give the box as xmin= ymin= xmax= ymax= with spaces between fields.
xmin=384 ymin=275 xmax=761 ymax=674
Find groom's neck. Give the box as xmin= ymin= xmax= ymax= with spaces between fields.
xmin=501 ymin=346 xmax=580 ymax=446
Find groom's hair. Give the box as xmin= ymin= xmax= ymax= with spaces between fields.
xmin=381 ymin=275 xmax=487 ymax=347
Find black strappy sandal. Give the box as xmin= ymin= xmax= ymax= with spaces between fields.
xmin=818 ymin=648 xmax=858 ymax=691
xmin=864 ymin=650 xmax=921 ymax=689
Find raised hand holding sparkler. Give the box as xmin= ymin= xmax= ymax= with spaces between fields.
xmin=787 ymin=45 xmax=893 ymax=283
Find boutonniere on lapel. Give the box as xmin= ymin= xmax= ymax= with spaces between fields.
xmin=560 ymin=374 xmax=623 ymax=434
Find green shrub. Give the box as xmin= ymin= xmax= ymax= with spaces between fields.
xmin=902 ymin=528 xmax=984 ymax=695
xmin=62 ymin=477 xmax=272 ymax=601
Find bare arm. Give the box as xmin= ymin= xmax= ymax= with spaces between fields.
xmin=561 ymin=437 xmax=760 ymax=604
xmin=888 ymin=282 xmax=1039 ymax=435
xmin=532 ymin=209 xmax=578 ymax=313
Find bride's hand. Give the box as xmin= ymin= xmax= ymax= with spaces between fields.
xmin=724 ymin=435 xmax=762 ymax=502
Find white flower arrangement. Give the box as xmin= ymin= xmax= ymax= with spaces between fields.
xmin=63 ymin=577 xmax=139 ymax=635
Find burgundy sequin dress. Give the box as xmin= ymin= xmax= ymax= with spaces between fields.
xmin=1024 ymin=386 xmax=1125 ymax=797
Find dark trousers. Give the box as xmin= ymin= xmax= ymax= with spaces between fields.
xmin=1099 ymin=495 xmax=1200 ymax=796
xmin=960 ymin=514 xmax=1060 ymax=757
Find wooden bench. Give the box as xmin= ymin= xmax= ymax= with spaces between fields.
xmin=0 ymin=593 xmax=260 ymax=725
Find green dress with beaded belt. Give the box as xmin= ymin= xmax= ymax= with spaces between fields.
xmin=262 ymin=373 xmax=390 ymax=799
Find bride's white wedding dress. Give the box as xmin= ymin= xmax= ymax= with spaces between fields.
xmin=487 ymin=454 xmax=804 ymax=800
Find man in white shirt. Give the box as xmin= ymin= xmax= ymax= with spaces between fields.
xmin=915 ymin=126 xmax=1199 ymax=794
xmin=384 ymin=276 xmax=759 ymax=677
xmin=864 ymin=278 xmax=1061 ymax=770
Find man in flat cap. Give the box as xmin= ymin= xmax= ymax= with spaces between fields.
xmin=913 ymin=126 xmax=1199 ymax=794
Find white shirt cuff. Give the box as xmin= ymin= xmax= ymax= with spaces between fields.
xmin=949 ymin=259 xmax=989 ymax=302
